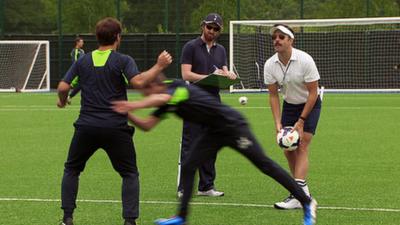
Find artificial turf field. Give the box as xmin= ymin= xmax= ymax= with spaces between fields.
xmin=1 ymin=92 xmax=399 ymax=225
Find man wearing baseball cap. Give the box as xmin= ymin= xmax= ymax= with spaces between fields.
xmin=176 ymin=13 xmax=236 ymax=199
xmin=264 ymin=24 xmax=321 ymax=211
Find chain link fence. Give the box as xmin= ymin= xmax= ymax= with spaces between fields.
xmin=0 ymin=0 xmax=399 ymax=87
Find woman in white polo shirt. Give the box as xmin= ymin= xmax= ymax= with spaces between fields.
xmin=264 ymin=24 xmax=322 ymax=210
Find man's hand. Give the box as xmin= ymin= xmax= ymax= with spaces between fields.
xmin=226 ymin=71 xmax=237 ymax=80
xmin=57 ymin=99 xmax=67 ymax=108
xmin=276 ymin=123 xmax=283 ymax=134
xmin=112 ymin=101 xmax=136 ymax=114
xmin=157 ymin=50 xmax=173 ymax=69
xmin=292 ymin=119 xmax=304 ymax=142
xmin=215 ymin=69 xmax=237 ymax=80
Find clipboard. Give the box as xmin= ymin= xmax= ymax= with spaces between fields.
xmin=194 ymin=73 xmax=240 ymax=89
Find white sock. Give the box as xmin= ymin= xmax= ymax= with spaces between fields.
xmin=295 ymin=179 xmax=310 ymax=197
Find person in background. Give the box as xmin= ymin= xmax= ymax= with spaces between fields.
xmin=68 ymin=36 xmax=85 ymax=102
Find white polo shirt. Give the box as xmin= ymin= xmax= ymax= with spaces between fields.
xmin=264 ymin=48 xmax=320 ymax=104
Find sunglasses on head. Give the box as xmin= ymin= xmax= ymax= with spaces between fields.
xmin=272 ymin=34 xmax=286 ymax=40
xmin=206 ymin=24 xmax=221 ymax=32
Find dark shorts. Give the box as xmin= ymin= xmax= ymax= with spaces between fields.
xmin=281 ymin=97 xmax=322 ymax=135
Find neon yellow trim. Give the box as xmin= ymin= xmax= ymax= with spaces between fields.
xmin=163 ymin=79 xmax=173 ymax=84
xmin=71 ymin=76 xmax=79 ymax=88
xmin=168 ymin=87 xmax=189 ymax=105
xmin=74 ymin=49 xmax=79 ymax=61
xmin=122 ymin=73 xmax=129 ymax=85
xmin=92 ymin=49 xmax=112 ymax=67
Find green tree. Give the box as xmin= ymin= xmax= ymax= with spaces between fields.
xmin=4 ymin=0 xmax=57 ymax=34
xmin=61 ymin=0 xmax=129 ymax=34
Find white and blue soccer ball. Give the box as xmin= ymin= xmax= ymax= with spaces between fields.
xmin=239 ymin=96 xmax=248 ymax=105
xmin=276 ymin=126 xmax=300 ymax=151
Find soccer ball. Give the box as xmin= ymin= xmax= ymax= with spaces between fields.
xmin=239 ymin=96 xmax=248 ymax=105
xmin=276 ymin=126 xmax=300 ymax=151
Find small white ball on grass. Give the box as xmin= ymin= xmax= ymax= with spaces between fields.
xmin=239 ymin=96 xmax=248 ymax=105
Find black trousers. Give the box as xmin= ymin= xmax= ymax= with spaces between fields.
xmin=178 ymin=120 xmax=217 ymax=192
xmin=178 ymin=125 xmax=310 ymax=218
xmin=178 ymin=90 xmax=221 ymax=192
xmin=61 ymin=125 xmax=139 ymax=220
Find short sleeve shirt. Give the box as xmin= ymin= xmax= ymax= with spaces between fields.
xmin=180 ymin=37 xmax=228 ymax=96
xmin=70 ymin=48 xmax=85 ymax=62
xmin=63 ymin=50 xmax=140 ymax=128
xmin=264 ymin=48 xmax=320 ymax=104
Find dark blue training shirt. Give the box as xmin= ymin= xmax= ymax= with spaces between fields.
xmin=180 ymin=37 xmax=228 ymax=96
xmin=63 ymin=49 xmax=140 ymax=128
xmin=152 ymin=80 xmax=247 ymax=131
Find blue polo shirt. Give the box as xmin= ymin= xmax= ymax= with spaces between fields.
xmin=180 ymin=37 xmax=228 ymax=96
xmin=62 ymin=49 xmax=140 ymax=128
xmin=152 ymin=80 xmax=247 ymax=130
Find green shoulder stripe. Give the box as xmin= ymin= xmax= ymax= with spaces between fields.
xmin=168 ymin=87 xmax=189 ymax=105
xmin=71 ymin=76 xmax=79 ymax=88
xmin=92 ymin=49 xmax=112 ymax=67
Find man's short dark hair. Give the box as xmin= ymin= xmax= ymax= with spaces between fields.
xmin=95 ymin=17 xmax=122 ymax=46
xmin=74 ymin=36 xmax=83 ymax=45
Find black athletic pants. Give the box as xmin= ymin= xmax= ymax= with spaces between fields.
xmin=178 ymin=90 xmax=221 ymax=192
xmin=178 ymin=125 xmax=310 ymax=218
xmin=178 ymin=120 xmax=216 ymax=192
xmin=61 ymin=125 xmax=139 ymax=220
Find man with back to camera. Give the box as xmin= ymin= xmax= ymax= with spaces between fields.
xmin=264 ymin=24 xmax=322 ymax=210
xmin=57 ymin=17 xmax=172 ymax=225
xmin=177 ymin=12 xmax=236 ymax=198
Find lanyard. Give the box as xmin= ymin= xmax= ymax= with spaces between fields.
xmin=278 ymin=60 xmax=292 ymax=87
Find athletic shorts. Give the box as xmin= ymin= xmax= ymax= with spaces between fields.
xmin=281 ymin=96 xmax=321 ymax=135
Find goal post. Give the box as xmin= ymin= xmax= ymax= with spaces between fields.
xmin=229 ymin=17 xmax=400 ymax=93
xmin=0 ymin=40 xmax=50 ymax=92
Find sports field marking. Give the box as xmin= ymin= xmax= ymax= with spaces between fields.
xmin=1 ymin=197 xmax=399 ymax=213
xmin=1 ymin=106 xmax=400 ymax=111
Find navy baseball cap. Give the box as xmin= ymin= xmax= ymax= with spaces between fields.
xmin=203 ymin=13 xmax=223 ymax=28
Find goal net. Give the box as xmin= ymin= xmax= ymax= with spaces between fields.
xmin=0 ymin=40 xmax=50 ymax=92
xmin=229 ymin=17 xmax=400 ymax=93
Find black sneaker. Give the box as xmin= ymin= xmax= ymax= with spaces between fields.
xmin=60 ymin=218 xmax=73 ymax=225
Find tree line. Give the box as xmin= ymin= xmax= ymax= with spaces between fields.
xmin=3 ymin=0 xmax=399 ymax=34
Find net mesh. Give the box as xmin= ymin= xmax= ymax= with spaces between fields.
xmin=0 ymin=41 xmax=49 ymax=92
xmin=231 ymin=19 xmax=400 ymax=92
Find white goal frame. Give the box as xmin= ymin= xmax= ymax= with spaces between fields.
xmin=229 ymin=17 xmax=400 ymax=93
xmin=0 ymin=40 xmax=50 ymax=92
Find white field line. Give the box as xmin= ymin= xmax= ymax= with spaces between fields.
xmin=0 ymin=197 xmax=399 ymax=213
xmin=1 ymin=106 xmax=400 ymax=111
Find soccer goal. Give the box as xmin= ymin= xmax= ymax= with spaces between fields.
xmin=0 ymin=40 xmax=50 ymax=92
xmin=229 ymin=17 xmax=400 ymax=93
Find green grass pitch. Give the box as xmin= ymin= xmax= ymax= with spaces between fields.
xmin=0 ymin=92 xmax=399 ymax=225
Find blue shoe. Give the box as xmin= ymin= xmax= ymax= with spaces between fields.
xmin=303 ymin=198 xmax=317 ymax=225
xmin=154 ymin=216 xmax=185 ymax=225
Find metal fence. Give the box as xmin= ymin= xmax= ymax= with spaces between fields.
xmin=0 ymin=0 xmax=399 ymax=88
xmin=2 ymin=33 xmax=229 ymax=87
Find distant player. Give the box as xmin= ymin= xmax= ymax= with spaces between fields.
xmin=112 ymin=73 xmax=317 ymax=225
xmin=57 ymin=17 xmax=172 ymax=225
xmin=70 ymin=36 xmax=85 ymax=63
xmin=68 ymin=36 xmax=85 ymax=102
xmin=264 ymin=24 xmax=322 ymax=210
